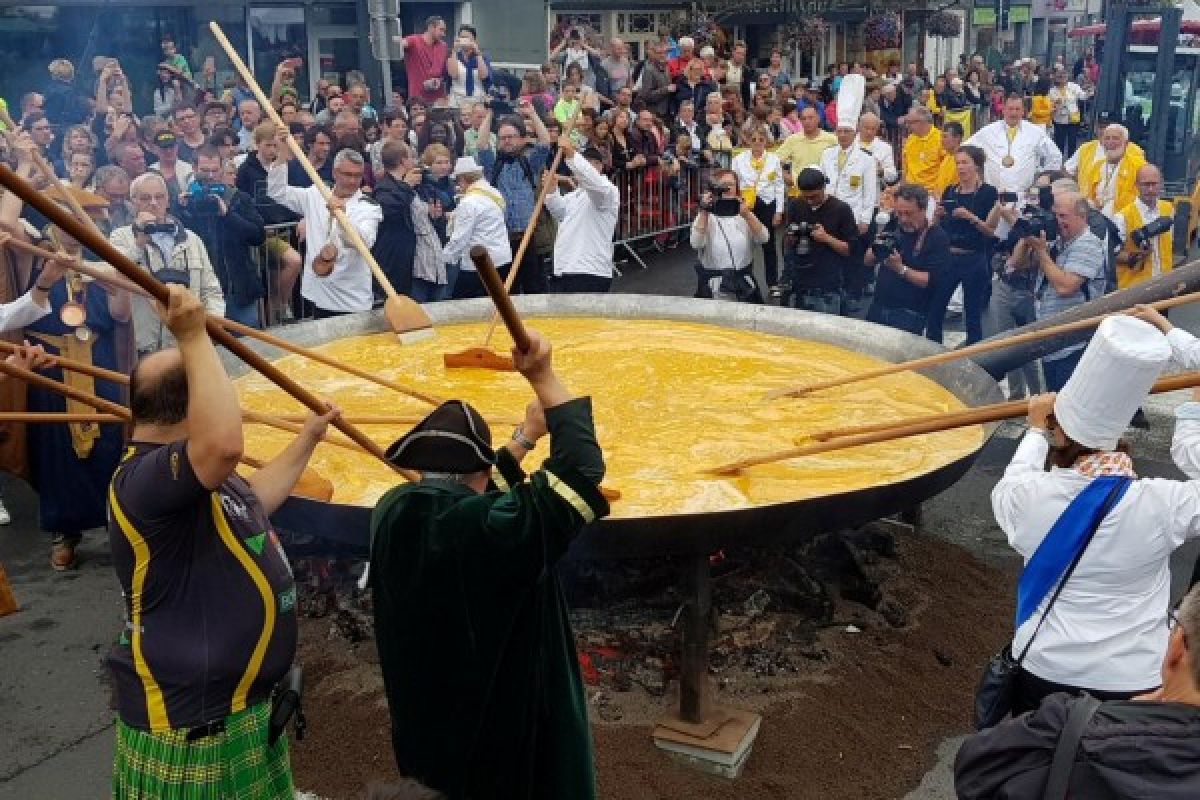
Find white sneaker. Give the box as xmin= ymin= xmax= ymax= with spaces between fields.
xmin=0 ymin=498 xmax=11 ymax=525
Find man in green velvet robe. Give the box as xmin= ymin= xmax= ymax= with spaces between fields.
xmin=370 ymin=329 xmax=608 ymax=800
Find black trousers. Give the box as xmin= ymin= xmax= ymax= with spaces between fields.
xmin=1012 ymin=666 xmax=1155 ymax=717
xmin=312 ymin=306 xmax=353 ymax=320
xmin=509 ymin=235 xmax=549 ymax=294
xmin=751 ymin=199 xmax=780 ymax=286
xmin=452 ymin=263 xmax=512 ymax=299
xmin=551 ymin=274 xmax=612 ymax=293
xmin=1054 ymin=122 xmax=1081 ymax=159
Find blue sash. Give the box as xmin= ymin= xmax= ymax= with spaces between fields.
xmin=1015 ymin=475 xmax=1132 ymax=628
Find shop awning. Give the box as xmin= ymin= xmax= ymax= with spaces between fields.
xmin=1069 ymin=18 xmax=1200 ymax=37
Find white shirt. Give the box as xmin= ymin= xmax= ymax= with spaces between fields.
xmin=965 ymin=119 xmax=1063 ymax=195
xmin=689 ymin=212 xmax=768 ymax=272
xmin=1114 ymin=197 xmax=1169 ymax=277
xmin=1048 ymin=82 xmax=1086 ymax=125
xmin=149 ymin=159 xmax=194 ymax=195
xmin=819 ymin=145 xmax=878 ymax=226
xmin=442 ymin=178 xmax=512 ymax=272
xmin=730 ymin=151 xmax=786 ymax=214
xmin=992 ymin=427 xmax=1200 ymax=691
xmin=543 ymin=153 xmax=619 ymax=278
xmin=267 ymin=161 xmax=382 ymax=313
xmin=856 ymin=135 xmax=898 ymax=185
xmin=0 ymin=290 xmax=51 ymax=332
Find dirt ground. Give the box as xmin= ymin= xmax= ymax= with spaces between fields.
xmin=290 ymin=531 xmax=1014 ymax=799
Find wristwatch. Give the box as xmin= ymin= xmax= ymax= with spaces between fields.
xmin=511 ymin=426 xmax=537 ymax=450
xmin=899 ymin=265 xmax=909 ymax=277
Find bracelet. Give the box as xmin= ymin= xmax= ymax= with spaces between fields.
xmin=34 ymin=283 xmax=54 ymax=292
xmin=899 ymin=265 xmax=909 ymax=278
xmin=511 ymin=426 xmax=537 ymax=450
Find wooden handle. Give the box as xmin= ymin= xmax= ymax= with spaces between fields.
xmin=32 ymin=151 xmax=91 ymax=224
xmin=481 ymin=105 xmax=583 ymax=348
xmin=0 ymin=412 xmax=124 ymax=424
xmin=0 ymin=358 xmax=129 ymax=418
xmin=241 ymin=408 xmax=364 ymax=454
xmin=0 ymin=235 xmax=148 ymax=297
xmin=766 ymin=291 xmax=1200 ymax=400
xmin=711 ymin=370 xmax=1200 ymax=475
xmin=208 ymin=21 xmax=400 ymax=302
xmin=0 ymin=162 xmax=415 ymax=481
xmin=470 ymin=246 xmax=530 ymax=353
xmin=219 ymin=317 xmax=442 ymax=407
xmin=0 ymin=340 xmax=128 ymax=385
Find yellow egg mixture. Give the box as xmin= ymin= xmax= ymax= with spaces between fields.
xmin=235 ymin=318 xmax=983 ymax=519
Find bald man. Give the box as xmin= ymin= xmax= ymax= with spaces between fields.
xmin=856 ymin=111 xmax=898 ymax=184
xmin=108 ymin=285 xmax=336 ymax=798
xmin=1069 ymin=124 xmax=1147 ymax=221
xmin=902 ymin=107 xmax=943 ymax=193
xmin=1114 ymin=164 xmax=1175 ymax=289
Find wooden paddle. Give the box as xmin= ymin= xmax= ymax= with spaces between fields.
xmin=709 ymin=370 xmax=1200 ymax=476
xmin=209 ymin=21 xmax=433 ymax=341
xmin=1 ymin=234 xmax=147 ymax=296
xmin=764 ymin=290 xmax=1200 ymax=401
xmin=0 ymin=161 xmax=417 ymax=482
xmin=443 ymin=106 xmax=583 ymax=371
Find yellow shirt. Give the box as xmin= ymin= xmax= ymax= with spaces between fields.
xmin=1116 ymin=199 xmax=1174 ymax=289
xmin=903 ymin=127 xmax=944 ymax=193
xmin=775 ymin=130 xmax=838 ymax=172
xmin=934 ymin=152 xmax=959 ymax=199
xmin=1079 ymin=147 xmax=1146 ymax=216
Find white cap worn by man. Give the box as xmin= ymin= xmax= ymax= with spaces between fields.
xmin=441 ymin=156 xmax=512 ymax=298
xmin=820 ymin=73 xmax=877 ymax=228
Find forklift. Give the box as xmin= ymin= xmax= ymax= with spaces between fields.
xmin=1081 ymin=2 xmax=1200 ymax=258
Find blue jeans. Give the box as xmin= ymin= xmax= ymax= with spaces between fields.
xmin=435 ymin=263 xmax=461 ymax=301
xmin=225 ymin=300 xmax=261 ymax=329
xmin=411 ymin=280 xmax=441 ymax=303
xmin=866 ymin=303 xmax=927 ymax=335
xmin=1042 ymin=347 xmax=1086 ymax=392
xmin=926 ymin=249 xmax=991 ymax=344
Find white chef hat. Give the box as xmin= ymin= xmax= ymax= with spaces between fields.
xmin=1054 ymin=316 xmax=1170 ymax=450
xmin=836 ymin=72 xmax=865 ymax=131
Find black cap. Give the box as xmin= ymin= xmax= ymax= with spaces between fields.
xmin=796 ymin=167 xmax=826 ymax=190
xmin=385 ymin=400 xmax=495 ymax=473
xmin=153 ymin=130 xmax=177 ymax=148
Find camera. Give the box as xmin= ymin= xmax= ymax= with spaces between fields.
xmin=871 ymin=230 xmax=898 ymax=262
xmin=187 ymin=180 xmax=227 ymax=213
xmin=787 ymin=221 xmax=814 ymax=257
xmin=1131 ymin=215 xmax=1173 ymax=248
xmin=137 ymin=221 xmax=179 ymax=235
xmin=940 ymin=197 xmax=958 ymax=214
xmin=998 ymin=191 xmax=1019 ymax=204
xmin=485 ymin=87 xmax=513 ymax=116
xmin=701 ymin=182 xmax=739 ymax=216
xmin=1009 ymin=206 xmax=1056 ymax=244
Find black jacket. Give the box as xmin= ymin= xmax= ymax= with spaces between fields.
xmin=371 ymin=174 xmax=417 ymax=296
xmin=178 ymin=187 xmax=266 ymax=306
xmin=955 ymin=692 xmax=1200 ymax=799
xmin=236 ymin=152 xmax=301 ymax=227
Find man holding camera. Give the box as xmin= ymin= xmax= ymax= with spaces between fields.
xmin=784 ymin=167 xmax=858 ymax=314
xmin=864 ymin=183 xmax=950 ymax=334
xmin=689 ymin=169 xmax=768 ymax=302
xmin=1114 ymin=165 xmax=1174 ymax=290
xmin=1017 ymin=191 xmax=1107 ymax=390
xmin=178 ymin=146 xmax=266 ymax=328
xmin=110 ymin=172 xmax=225 ymax=354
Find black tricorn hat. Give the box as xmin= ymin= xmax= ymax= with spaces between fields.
xmin=385 ymin=400 xmax=495 ymax=473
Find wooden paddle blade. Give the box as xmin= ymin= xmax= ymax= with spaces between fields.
xmin=600 ymin=486 xmax=621 ymax=502
xmin=763 ymin=385 xmax=811 ymax=402
xmin=291 ymin=468 xmax=334 ymax=502
xmin=443 ymin=347 xmax=516 ymax=371
xmin=384 ymin=295 xmax=435 ymax=340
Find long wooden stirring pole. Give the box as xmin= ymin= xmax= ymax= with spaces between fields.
xmin=0 ymin=161 xmax=417 ymax=482
xmin=209 ymin=20 xmax=433 ymax=339
xmin=1 ymin=235 xmax=147 ymax=296
xmin=765 ymin=290 xmax=1200 ymax=401
xmin=710 ymin=370 xmax=1200 ymax=476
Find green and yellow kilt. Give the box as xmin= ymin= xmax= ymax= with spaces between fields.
xmin=112 ymin=700 xmax=293 ymax=800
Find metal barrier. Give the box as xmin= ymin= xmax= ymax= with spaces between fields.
xmin=612 ymin=159 xmax=724 ymax=269
xmin=255 ymin=221 xmax=310 ymax=327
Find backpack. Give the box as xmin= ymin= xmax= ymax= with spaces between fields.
xmin=489 ymin=151 xmax=558 ymax=255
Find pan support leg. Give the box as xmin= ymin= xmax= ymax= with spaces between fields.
xmin=680 ymin=551 xmax=713 ymax=724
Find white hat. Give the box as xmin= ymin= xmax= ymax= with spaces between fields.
xmin=1054 ymin=316 xmax=1170 ymax=450
xmin=835 ymin=72 xmax=865 ymax=130
xmin=451 ymin=156 xmax=482 ymax=180
xmin=679 ymin=36 xmax=695 ymax=49
xmin=700 ymin=45 xmax=715 ymax=58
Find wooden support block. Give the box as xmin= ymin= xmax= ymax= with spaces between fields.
xmin=653 ymin=707 xmax=762 ymax=779
xmin=0 ymin=560 xmax=18 ymax=617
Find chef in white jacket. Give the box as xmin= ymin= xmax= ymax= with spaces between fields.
xmin=542 ymin=137 xmax=620 ymax=293
xmin=965 ymin=94 xmax=1062 ymax=196
xmin=992 ymin=314 xmax=1200 ymax=716
xmin=820 ymin=75 xmax=877 ymax=231
xmin=856 ymin=112 xmax=898 ymax=186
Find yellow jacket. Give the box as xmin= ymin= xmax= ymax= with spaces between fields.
xmin=1116 ymin=199 xmax=1174 ymax=289
xmin=903 ymin=127 xmax=944 ymax=194
xmin=1078 ymin=144 xmax=1147 ymax=214
xmin=934 ymin=152 xmax=959 ymax=199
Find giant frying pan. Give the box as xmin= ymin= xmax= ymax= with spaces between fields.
xmin=231 ymin=295 xmax=1005 ymax=559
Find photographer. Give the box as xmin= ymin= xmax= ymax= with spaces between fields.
xmin=109 ymin=172 xmax=225 ymax=354
xmin=178 ymin=146 xmax=266 ymax=327
xmin=373 ymin=140 xmax=446 ymax=301
xmin=1018 ymin=191 xmax=1107 ymax=391
xmin=864 ymin=183 xmax=950 ymax=335
xmin=928 ymin=144 xmax=998 ymax=344
xmin=1114 ymin=165 xmax=1174 ymax=290
xmin=447 ymin=25 xmax=492 ymax=108
xmin=782 ymin=167 xmax=857 ymax=314
xmin=689 ymin=169 xmax=768 ymax=302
